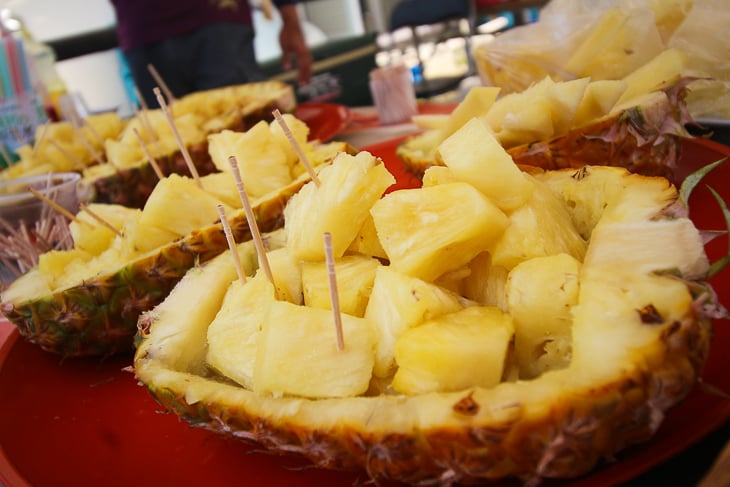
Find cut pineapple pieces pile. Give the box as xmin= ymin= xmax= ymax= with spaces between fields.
xmin=405 ymin=51 xmax=689 ymax=161
xmin=36 ymin=115 xmax=335 ymax=292
xmin=5 ymin=80 xmax=295 ymax=183
xmin=203 ymin=116 xmax=703 ymax=400
xmin=1 ymin=112 xmax=124 ymax=181
xmin=472 ymin=0 xmax=729 ymax=117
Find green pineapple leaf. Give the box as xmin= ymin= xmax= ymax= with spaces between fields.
xmin=679 ymin=157 xmax=726 ymax=206
xmin=707 ymin=185 xmax=730 ymax=279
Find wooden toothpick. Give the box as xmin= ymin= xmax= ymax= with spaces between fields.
xmin=217 ymin=204 xmax=247 ymax=285
xmin=228 ymin=156 xmax=275 ymax=292
xmin=154 ymin=87 xmax=201 ymax=188
xmin=147 ymin=64 xmax=175 ymax=106
xmin=323 ymin=232 xmax=344 ymax=351
xmin=79 ymin=203 xmax=123 ymax=237
xmin=132 ymin=128 xmax=165 ymax=181
xmin=27 ymin=187 xmax=81 ymax=223
xmin=272 ymin=109 xmax=320 ymax=187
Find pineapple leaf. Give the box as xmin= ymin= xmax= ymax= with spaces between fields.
xmin=679 ymin=158 xmax=726 ymax=206
xmin=707 ymin=185 xmax=730 ymax=279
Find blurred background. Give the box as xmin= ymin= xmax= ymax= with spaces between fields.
xmin=0 ymin=0 xmax=544 ymax=116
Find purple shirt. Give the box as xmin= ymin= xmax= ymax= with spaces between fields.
xmin=110 ymin=0 xmax=296 ymax=51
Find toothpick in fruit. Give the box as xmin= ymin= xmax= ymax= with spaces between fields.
xmin=228 ymin=156 xmax=275 ymax=291
xmin=27 ymin=187 xmax=81 ymax=224
xmin=78 ymin=203 xmax=124 ymax=237
xmin=216 ymin=204 xmax=247 ymax=285
xmin=132 ymin=128 xmax=165 ymax=180
xmin=272 ymin=109 xmax=320 ymax=187
xmin=147 ymin=64 xmax=175 ymax=106
xmin=154 ymin=87 xmax=202 ymax=188
xmin=323 ymin=231 xmax=345 ymax=351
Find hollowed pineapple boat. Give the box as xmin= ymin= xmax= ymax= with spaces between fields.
xmin=396 ymin=69 xmax=695 ymax=181
xmin=133 ymin=120 xmax=726 ymax=485
xmin=0 ymin=115 xmax=351 ymax=357
xmin=81 ymin=80 xmax=297 ymax=208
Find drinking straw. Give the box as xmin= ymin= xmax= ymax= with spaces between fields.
xmin=0 ymin=41 xmax=12 ymax=100
xmin=3 ymin=35 xmax=24 ymax=98
xmin=14 ymin=37 xmax=32 ymax=93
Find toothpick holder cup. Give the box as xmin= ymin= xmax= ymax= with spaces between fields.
xmin=368 ymin=64 xmax=418 ymax=125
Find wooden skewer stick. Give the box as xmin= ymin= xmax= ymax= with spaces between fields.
xmin=153 ymin=87 xmax=202 ymax=188
xmin=272 ymin=109 xmax=321 ymax=187
xmin=147 ymin=64 xmax=175 ymax=106
xmin=132 ymin=128 xmax=165 ymax=180
xmin=78 ymin=203 xmax=124 ymax=237
xmin=132 ymin=101 xmax=157 ymax=144
xmin=216 ymin=204 xmax=247 ymax=285
xmin=48 ymin=139 xmax=87 ymax=170
xmin=27 ymin=187 xmax=81 ymax=223
xmin=31 ymin=122 xmax=49 ymax=157
xmin=323 ymin=232 xmax=345 ymax=351
xmin=228 ymin=156 xmax=275 ymax=291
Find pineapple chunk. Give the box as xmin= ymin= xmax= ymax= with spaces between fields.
xmin=301 ymin=255 xmax=380 ymax=317
xmin=38 ymin=248 xmax=93 ymax=287
xmin=265 ymin=247 xmax=304 ymax=305
xmin=268 ymin=113 xmax=311 ymax=168
xmin=461 ymin=251 xmax=509 ymax=310
xmin=490 ymin=175 xmax=587 ymax=270
xmin=364 ymin=266 xmax=465 ymax=378
xmin=506 ymin=253 xmax=581 ymax=378
xmin=347 ymin=214 xmax=387 ymax=260
xmin=208 ymin=124 xmax=292 ymax=200
xmin=285 ymin=151 xmax=395 ymax=261
xmin=201 ymin=172 xmax=242 ymax=209
xmin=545 ymin=77 xmax=590 ymax=135
xmin=122 ymin=215 xmax=180 ymax=254
xmin=439 ymin=86 xmax=501 ymax=140
xmin=371 ymin=181 xmax=509 ymax=282
xmin=571 ymin=79 xmax=628 ymax=128
xmin=421 ymin=165 xmax=458 ymax=187
xmin=617 ymin=47 xmax=688 ymax=105
xmin=138 ymin=173 xmax=234 ymax=237
xmin=69 ymin=204 xmax=139 ymax=255
xmin=253 ymin=301 xmax=375 ymax=398
xmin=438 ymin=117 xmax=534 ymax=212
xmin=392 ymin=306 xmax=514 ymax=395
xmin=564 ymin=8 xmax=664 ymax=80
xmin=206 ymin=273 xmax=277 ymax=389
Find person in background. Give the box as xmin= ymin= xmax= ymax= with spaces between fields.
xmin=109 ymin=0 xmax=312 ymax=106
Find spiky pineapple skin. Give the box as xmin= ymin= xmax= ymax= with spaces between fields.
xmin=0 ymin=176 xmax=304 ymax=357
xmin=135 ymin=310 xmax=711 ymax=484
xmin=85 ymin=142 xmax=218 ymax=208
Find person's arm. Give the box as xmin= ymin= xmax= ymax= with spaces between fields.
xmin=275 ymin=2 xmax=312 ymax=86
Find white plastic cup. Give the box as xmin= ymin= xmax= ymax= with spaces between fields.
xmin=369 ymin=64 xmax=418 ymax=125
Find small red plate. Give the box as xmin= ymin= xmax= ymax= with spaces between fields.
xmin=293 ymin=102 xmax=351 ymax=142
xmin=1 ymin=137 xmax=729 ymax=487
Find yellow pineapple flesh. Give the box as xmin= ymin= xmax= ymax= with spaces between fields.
xmin=392 ymin=306 xmax=514 ymax=395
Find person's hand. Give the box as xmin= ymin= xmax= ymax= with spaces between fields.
xmin=278 ymin=4 xmax=313 ymax=86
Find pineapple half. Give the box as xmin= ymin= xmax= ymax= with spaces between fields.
xmin=79 ymin=80 xmax=297 ymax=208
xmin=397 ymin=78 xmax=693 ymax=181
xmin=133 ymin=145 xmax=722 ymax=484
